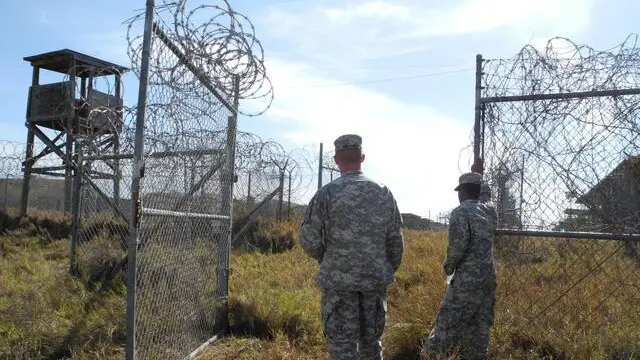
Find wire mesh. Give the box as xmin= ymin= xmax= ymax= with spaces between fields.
xmin=233 ymin=133 xmax=287 ymax=220
xmin=0 ymin=141 xmax=64 ymax=212
xmin=123 ymin=0 xmax=265 ymax=356
xmin=480 ymin=35 xmax=640 ymax=235
xmin=478 ymin=35 xmax=640 ymax=357
xmin=495 ymin=236 xmax=640 ymax=358
xmin=319 ymin=147 xmax=340 ymax=188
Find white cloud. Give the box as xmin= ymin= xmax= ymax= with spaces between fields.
xmin=255 ymin=57 xmax=474 ymax=216
xmin=260 ymin=0 xmax=595 ymax=63
xmin=321 ymin=1 xmax=412 ymax=23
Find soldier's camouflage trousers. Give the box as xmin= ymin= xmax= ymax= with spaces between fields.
xmin=422 ymin=278 xmax=496 ymax=360
xmin=321 ymin=287 xmax=388 ymax=360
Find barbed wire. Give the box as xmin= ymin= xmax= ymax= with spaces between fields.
xmin=484 ymin=34 xmax=640 ymax=97
xmin=480 ymin=34 xmax=640 ymax=232
xmin=124 ymin=0 xmax=273 ymax=118
xmin=478 ymin=34 xmax=640 ymax=353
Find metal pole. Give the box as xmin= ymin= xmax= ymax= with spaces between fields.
xmin=114 ymin=73 xmax=122 ymax=208
xmin=126 ymin=1 xmax=155 ymax=359
xmin=64 ymin=59 xmax=77 ymax=214
xmin=317 ymin=143 xmax=323 ymax=190
xmin=519 ymin=154 xmax=525 ymax=229
xmin=216 ymin=76 xmax=240 ymax=335
xmin=277 ymin=170 xmax=285 ymax=221
xmin=20 ymin=65 xmax=40 ymax=217
xmin=481 ymin=87 xmax=640 ymax=104
xmin=70 ymin=141 xmax=83 ymax=276
xmin=473 ymin=54 xmax=483 ymax=168
xmin=287 ymin=172 xmax=292 ymax=218
xmin=247 ymin=172 xmax=251 ymax=203
xmin=3 ymin=175 xmax=8 ymax=210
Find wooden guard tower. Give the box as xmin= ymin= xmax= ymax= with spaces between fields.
xmin=20 ymin=49 xmax=129 ymax=217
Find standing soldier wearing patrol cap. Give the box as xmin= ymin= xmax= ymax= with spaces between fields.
xmin=299 ymin=134 xmax=404 ymax=360
xmin=421 ymin=172 xmax=497 ymax=360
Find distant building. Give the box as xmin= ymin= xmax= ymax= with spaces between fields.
xmin=576 ymin=156 xmax=640 ymax=234
xmin=560 ymin=156 xmax=639 ymax=259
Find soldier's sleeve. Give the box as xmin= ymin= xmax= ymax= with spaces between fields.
xmin=299 ymin=190 xmax=327 ymax=262
xmin=385 ymin=192 xmax=404 ymax=272
xmin=443 ymin=208 xmax=470 ymax=275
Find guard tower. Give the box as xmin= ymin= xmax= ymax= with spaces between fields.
xmin=20 ymin=49 xmax=129 ymax=217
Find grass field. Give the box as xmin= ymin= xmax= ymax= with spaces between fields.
xmin=1 ymin=213 xmax=638 ymax=359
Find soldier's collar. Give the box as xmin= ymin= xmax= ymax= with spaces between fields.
xmin=341 ymin=169 xmax=362 ymax=176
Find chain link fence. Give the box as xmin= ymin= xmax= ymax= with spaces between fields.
xmin=317 ymin=143 xmax=341 ymax=189
xmin=0 ymin=141 xmax=66 ymax=212
xmin=123 ymin=0 xmax=274 ymax=358
xmin=475 ymin=36 xmax=640 ymax=357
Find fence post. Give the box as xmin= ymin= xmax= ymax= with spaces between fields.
xmin=519 ymin=154 xmax=525 ymax=229
xmin=287 ymin=171 xmax=292 ymax=218
xmin=126 ymin=1 xmax=155 ymax=359
xmin=247 ymin=171 xmax=251 ymax=203
xmin=216 ymin=76 xmax=240 ymax=334
xmin=317 ymin=142 xmax=323 ymax=190
xmin=114 ymin=73 xmax=122 ymax=208
xmin=64 ymin=61 xmax=76 ymax=215
xmin=19 ymin=65 xmax=40 ymax=218
xmin=3 ymin=174 xmax=8 ymax=210
xmin=70 ymin=141 xmax=83 ymax=276
xmin=473 ymin=54 xmax=483 ymax=168
xmin=277 ymin=170 xmax=284 ymax=221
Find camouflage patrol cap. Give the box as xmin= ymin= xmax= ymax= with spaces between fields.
xmin=454 ymin=172 xmax=483 ymax=191
xmin=334 ymin=134 xmax=362 ymax=152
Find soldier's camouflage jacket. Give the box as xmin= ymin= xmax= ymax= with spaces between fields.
xmin=443 ymin=199 xmax=496 ymax=284
xmin=299 ymin=170 xmax=404 ymax=290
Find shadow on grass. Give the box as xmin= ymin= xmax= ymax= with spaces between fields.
xmin=389 ymin=341 xmax=422 ymax=360
xmin=46 ymin=285 xmax=126 ymax=360
xmin=227 ymin=299 xmax=316 ymax=344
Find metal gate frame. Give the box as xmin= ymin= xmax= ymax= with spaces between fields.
xmin=472 ymin=53 xmax=640 ymax=243
xmin=125 ymin=1 xmax=240 ymax=358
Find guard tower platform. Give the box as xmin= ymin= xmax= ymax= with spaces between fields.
xmin=24 ymin=49 xmax=129 ymax=135
xmin=20 ymin=49 xmax=129 ymax=216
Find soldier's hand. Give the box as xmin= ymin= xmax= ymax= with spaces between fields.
xmin=471 ymin=157 xmax=484 ymax=174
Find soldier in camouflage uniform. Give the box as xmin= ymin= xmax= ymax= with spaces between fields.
xmin=299 ymin=134 xmax=405 ymax=360
xmin=421 ymin=172 xmax=497 ymax=360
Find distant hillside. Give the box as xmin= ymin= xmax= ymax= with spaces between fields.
xmin=2 ymin=177 xmax=444 ymax=233
xmin=401 ymin=213 xmax=447 ymax=230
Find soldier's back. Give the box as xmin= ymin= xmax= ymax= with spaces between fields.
xmin=318 ymin=171 xmax=397 ymax=290
xmin=451 ymin=201 xmax=496 ymax=284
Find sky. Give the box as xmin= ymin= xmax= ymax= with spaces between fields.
xmin=1 ymin=0 xmax=638 ymax=219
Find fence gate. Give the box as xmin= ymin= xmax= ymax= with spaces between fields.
xmin=125 ymin=2 xmax=239 ymax=359
xmin=475 ymin=37 xmax=640 ymax=357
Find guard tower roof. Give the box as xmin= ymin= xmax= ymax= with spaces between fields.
xmin=23 ymin=49 xmax=129 ymax=77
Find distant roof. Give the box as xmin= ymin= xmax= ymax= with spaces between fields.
xmin=577 ymin=155 xmax=640 ymax=204
xmin=23 ymin=49 xmax=129 ymax=77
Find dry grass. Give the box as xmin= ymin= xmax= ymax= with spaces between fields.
xmin=1 ymin=212 xmax=638 ymax=359
xmin=199 ymin=220 xmax=640 ymax=360
xmin=0 ymin=234 xmax=125 ymax=360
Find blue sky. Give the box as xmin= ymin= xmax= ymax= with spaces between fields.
xmin=1 ymin=0 xmax=638 ymax=218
